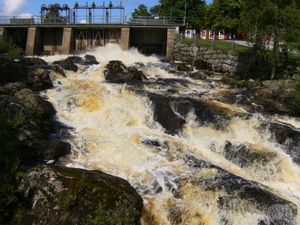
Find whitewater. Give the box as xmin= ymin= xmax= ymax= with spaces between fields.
xmin=43 ymin=44 xmax=300 ymax=225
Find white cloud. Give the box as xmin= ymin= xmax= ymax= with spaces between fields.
xmin=19 ymin=12 xmax=32 ymax=18
xmin=0 ymin=0 xmax=27 ymax=16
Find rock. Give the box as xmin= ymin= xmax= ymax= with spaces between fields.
xmin=17 ymin=165 xmax=143 ymax=225
xmin=185 ymin=155 xmax=298 ymax=225
xmin=84 ymin=55 xmax=99 ymax=65
xmin=105 ymin=60 xmax=147 ymax=84
xmin=266 ymin=122 xmax=300 ymax=165
xmin=194 ymin=59 xmax=212 ymax=70
xmin=53 ymin=57 xmax=79 ymax=72
xmin=19 ymin=57 xmax=48 ymax=67
xmin=39 ymin=140 xmax=71 ymax=160
xmin=0 ymin=82 xmax=26 ymax=95
xmin=0 ymin=56 xmax=27 ymax=84
xmin=147 ymin=93 xmax=186 ymax=135
xmin=14 ymin=89 xmax=55 ymax=120
xmin=26 ymin=68 xmax=53 ymax=91
xmin=223 ymin=141 xmax=276 ymax=167
xmin=176 ymin=62 xmax=192 ymax=72
xmin=50 ymin=65 xmax=66 ymax=77
xmin=189 ymin=71 xmax=208 ymax=80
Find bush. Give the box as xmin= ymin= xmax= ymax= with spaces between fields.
xmin=0 ymin=39 xmax=22 ymax=57
xmin=291 ymin=79 xmax=300 ymax=114
xmin=0 ymin=111 xmax=26 ymax=224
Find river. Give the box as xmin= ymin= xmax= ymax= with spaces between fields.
xmin=43 ymin=44 xmax=300 ymax=225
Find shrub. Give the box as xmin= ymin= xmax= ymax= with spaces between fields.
xmin=0 ymin=39 xmax=22 ymax=57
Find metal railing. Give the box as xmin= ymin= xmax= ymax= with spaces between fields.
xmin=0 ymin=15 xmax=186 ymax=26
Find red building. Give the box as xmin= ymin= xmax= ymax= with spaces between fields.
xmin=199 ymin=29 xmax=246 ymax=40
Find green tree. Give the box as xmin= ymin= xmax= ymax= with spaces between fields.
xmin=150 ymin=0 xmax=206 ymax=31
xmin=206 ymin=0 xmax=245 ymax=33
xmin=242 ymin=0 xmax=300 ymax=79
xmin=131 ymin=4 xmax=151 ymax=17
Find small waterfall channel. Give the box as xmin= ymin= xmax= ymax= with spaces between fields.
xmin=43 ymin=44 xmax=300 ymax=225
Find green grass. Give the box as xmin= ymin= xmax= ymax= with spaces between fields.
xmin=180 ymin=38 xmax=251 ymax=55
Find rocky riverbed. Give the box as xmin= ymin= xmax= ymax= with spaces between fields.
xmin=1 ymin=44 xmax=300 ymax=225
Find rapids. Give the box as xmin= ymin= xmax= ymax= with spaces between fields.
xmin=43 ymin=44 xmax=300 ymax=225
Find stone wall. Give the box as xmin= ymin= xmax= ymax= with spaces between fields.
xmin=172 ymin=42 xmax=250 ymax=74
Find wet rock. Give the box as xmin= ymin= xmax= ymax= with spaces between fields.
xmin=19 ymin=57 xmax=48 ymax=67
xmin=17 ymin=165 xmax=143 ymax=225
xmin=26 ymin=68 xmax=53 ymax=91
xmin=39 ymin=139 xmax=71 ymax=160
xmin=53 ymin=57 xmax=79 ymax=72
xmin=267 ymin=122 xmax=300 ymax=165
xmin=105 ymin=60 xmax=147 ymax=84
xmin=14 ymin=89 xmax=55 ymax=120
xmin=84 ymin=54 xmax=99 ymax=65
xmin=50 ymin=65 xmax=66 ymax=77
xmin=147 ymin=93 xmax=186 ymax=135
xmin=176 ymin=62 xmax=192 ymax=72
xmin=188 ymin=70 xmax=209 ymax=80
xmin=185 ymin=155 xmax=297 ymax=225
xmin=223 ymin=141 xmax=276 ymax=167
xmin=0 ymin=56 xmax=27 ymax=84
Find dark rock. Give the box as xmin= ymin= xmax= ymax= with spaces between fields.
xmin=266 ymin=122 xmax=300 ymax=165
xmin=53 ymin=57 xmax=79 ymax=72
xmin=176 ymin=62 xmax=192 ymax=72
xmin=84 ymin=55 xmax=99 ymax=65
xmin=223 ymin=141 xmax=276 ymax=167
xmin=0 ymin=82 xmax=26 ymax=95
xmin=0 ymin=56 xmax=27 ymax=84
xmin=26 ymin=68 xmax=53 ymax=91
xmin=194 ymin=59 xmax=212 ymax=70
xmin=39 ymin=140 xmax=71 ymax=160
xmin=105 ymin=60 xmax=147 ymax=84
xmin=50 ymin=65 xmax=66 ymax=77
xmin=17 ymin=165 xmax=143 ymax=225
xmin=14 ymin=89 xmax=55 ymax=120
xmin=147 ymin=93 xmax=186 ymax=135
xmin=19 ymin=57 xmax=48 ymax=67
xmin=185 ymin=155 xmax=297 ymax=225
xmin=188 ymin=71 xmax=209 ymax=80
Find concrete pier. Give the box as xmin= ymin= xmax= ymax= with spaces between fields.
xmin=120 ymin=27 xmax=130 ymax=50
xmin=166 ymin=28 xmax=176 ymax=58
xmin=26 ymin=27 xmax=41 ymax=55
xmin=62 ymin=28 xmax=73 ymax=54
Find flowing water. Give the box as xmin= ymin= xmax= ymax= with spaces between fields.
xmin=43 ymin=44 xmax=300 ymax=225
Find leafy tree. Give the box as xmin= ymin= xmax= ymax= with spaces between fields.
xmin=206 ymin=0 xmax=245 ymax=33
xmin=242 ymin=0 xmax=300 ymax=79
xmin=131 ymin=4 xmax=151 ymax=17
xmin=150 ymin=0 xmax=206 ymax=31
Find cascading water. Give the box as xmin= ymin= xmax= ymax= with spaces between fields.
xmin=43 ymin=44 xmax=300 ymax=225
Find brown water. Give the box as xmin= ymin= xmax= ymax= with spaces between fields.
xmin=44 ymin=44 xmax=300 ymax=225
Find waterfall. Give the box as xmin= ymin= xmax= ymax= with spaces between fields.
xmin=43 ymin=44 xmax=300 ymax=225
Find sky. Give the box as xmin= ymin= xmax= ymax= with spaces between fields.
xmin=0 ymin=0 xmax=212 ymax=17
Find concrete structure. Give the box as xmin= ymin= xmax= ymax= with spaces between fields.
xmin=0 ymin=24 xmax=178 ymax=57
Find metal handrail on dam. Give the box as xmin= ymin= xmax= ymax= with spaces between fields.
xmin=0 ymin=16 xmax=185 ymax=26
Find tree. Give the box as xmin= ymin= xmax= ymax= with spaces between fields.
xmin=131 ymin=4 xmax=151 ymax=17
xmin=242 ymin=0 xmax=300 ymax=79
xmin=150 ymin=0 xmax=206 ymax=31
xmin=206 ymin=0 xmax=245 ymax=34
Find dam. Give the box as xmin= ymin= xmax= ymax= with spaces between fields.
xmin=0 ymin=1 xmax=184 ymax=57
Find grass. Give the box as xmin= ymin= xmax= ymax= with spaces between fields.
xmin=180 ymin=38 xmax=251 ymax=55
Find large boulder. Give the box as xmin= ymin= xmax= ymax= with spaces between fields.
xmin=14 ymin=89 xmax=55 ymax=120
xmin=53 ymin=57 xmax=79 ymax=72
xmin=84 ymin=55 xmax=99 ymax=65
xmin=17 ymin=165 xmax=143 ymax=225
xmin=19 ymin=57 xmax=48 ymax=67
xmin=0 ymin=56 xmax=27 ymax=84
xmin=26 ymin=68 xmax=53 ymax=91
xmin=105 ymin=60 xmax=147 ymax=84
xmin=39 ymin=139 xmax=71 ymax=160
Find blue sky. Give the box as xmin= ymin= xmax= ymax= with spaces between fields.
xmin=0 ymin=0 xmax=212 ymax=17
